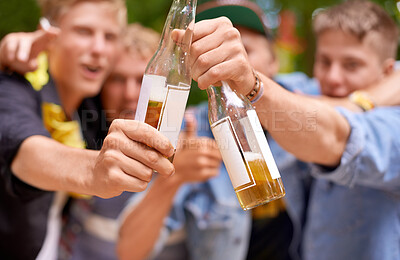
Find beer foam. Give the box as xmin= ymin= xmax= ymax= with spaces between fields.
xmin=146 ymin=74 xmax=167 ymax=102
xmin=244 ymin=151 xmax=263 ymax=162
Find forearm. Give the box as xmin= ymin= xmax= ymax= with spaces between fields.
xmin=255 ymin=75 xmax=351 ymax=166
xmin=118 ymin=176 xmax=182 ymax=260
xmin=11 ymin=135 xmax=98 ymax=195
xmin=319 ymin=70 xmax=400 ymax=110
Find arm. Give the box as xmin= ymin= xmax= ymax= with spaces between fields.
xmin=319 ymin=70 xmax=400 ymax=110
xmin=0 ymin=73 xmax=174 ymax=198
xmin=178 ymin=18 xmax=350 ymax=166
xmin=253 ymin=75 xmax=350 ymax=166
xmin=0 ymin=28 xmax=59 ymax=74
xmin=11 ymin=119 xmax=175 ymax=198
xmin=117 ymin=114 xmax=222 ymax=260
xmin=310 ymin=107 xmax=400 ymax=193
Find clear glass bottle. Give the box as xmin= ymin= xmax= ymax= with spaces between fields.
xmin=135 ymin=0 xmax=197 ymax=161
xmin=207 ymin=81 xmax=285 ymax=210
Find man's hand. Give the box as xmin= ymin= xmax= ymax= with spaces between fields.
xmin=173 ymin=112 xmax=222 ymax=185
xmin=172 ymin=17 xmax=255 ymax=95
xmin=91 ymin=119 xmax=175 ymax=198
xmin=0 ymin=27 xmax=59 ymax=74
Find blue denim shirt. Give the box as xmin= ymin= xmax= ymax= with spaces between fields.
xmin=277 ymin=72 xmax=400 ymax=260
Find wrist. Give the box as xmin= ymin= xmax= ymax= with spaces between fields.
xmin=246 ymin=69 xmax=264 ymax=104
xmin=348 ymin=90 xmax=375 ymax=111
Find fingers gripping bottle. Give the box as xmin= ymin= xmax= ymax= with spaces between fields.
xmin=207 ymin=81 xmax=285 ymax=210
xmin=135 ymin=0 xmax=197 ymax=161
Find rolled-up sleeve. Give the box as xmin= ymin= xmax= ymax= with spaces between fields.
xmin=311 ymin=107 xmax=400 ymax=193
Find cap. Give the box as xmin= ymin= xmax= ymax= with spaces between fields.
xmin=196 ymin=0 xmax=272 ymax=39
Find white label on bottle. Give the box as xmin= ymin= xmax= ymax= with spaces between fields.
xmin=211 ymin=117 xmax=256 ymax=191
xmin=158 ymin=83 xmax=190 ymax=149
xmin=135 ymin=74 xmax=166 ymax=122
xmin=246 ymin=110 xmax=281 ymax=179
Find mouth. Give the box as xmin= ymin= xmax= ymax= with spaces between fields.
xmin=81 ymin=64 xmax=104 ymax=80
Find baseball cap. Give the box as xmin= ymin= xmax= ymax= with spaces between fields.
xmin=196 ymin=0 xmax=272 ymax=39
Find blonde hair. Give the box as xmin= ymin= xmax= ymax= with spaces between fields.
xmin=122 ymin=23 xmax=160 ymax=60
xmin=313 ymin=0 xmax=399 ymax=60
xmin=37 ymin=0 xmax=127 ymax=27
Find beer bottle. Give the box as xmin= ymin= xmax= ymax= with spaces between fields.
xmin=207 ymin=81 xmax=285 ymax=210
xmin=135 ymin=0 xmax=197 ymax=161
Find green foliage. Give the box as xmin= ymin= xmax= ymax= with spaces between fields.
xmin=0 ymin=0 xmax=398 ymax=105
xmin=0 ymin=0 xmax=41 ymax=39
xmin=126 ymin=0 xmax=171 ymax=32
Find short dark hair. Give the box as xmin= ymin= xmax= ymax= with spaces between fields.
xmin=313 ymin=0 xmax=399 ymax=60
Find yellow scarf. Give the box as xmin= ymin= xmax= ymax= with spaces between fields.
xmin=25 ymin=53 xmax=89 ymax=198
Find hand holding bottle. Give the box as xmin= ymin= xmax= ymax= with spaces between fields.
xmin=171 ymin=17 xmax=256 ymax=96
xmin=173 ymin=112 xmax=222 ymax=184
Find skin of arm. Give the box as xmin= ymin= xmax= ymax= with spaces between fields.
xmin=254 ymin=74 xmax=351 ymax=166
xmin=178 ymin=18 xmax=350 ymax=167
xmin=117 ymin=115 xmax=222 ymax=260
xmin=319 ymin=70 xmax=400 ymax=110
xmin=11 ymin=119 xmax=175 ymax=198
xmin=117 ymin=175 xmax=182 ymax=260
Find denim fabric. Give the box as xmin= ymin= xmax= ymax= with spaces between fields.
xmin=277 ymin=73 xmax=400 ymax=260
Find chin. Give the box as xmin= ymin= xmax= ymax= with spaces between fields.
xmin=81 ymin=84 xmax=103 ymax=98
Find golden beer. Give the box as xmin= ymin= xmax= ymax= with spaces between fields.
xmin=235 ymin=157 xmax=285 ymax=210
xmin=145 ymin=100 xmax=163 ymax=129
xmin=144 ymin=100 xmax=176 ymax=162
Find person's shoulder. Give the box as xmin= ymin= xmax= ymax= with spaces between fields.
xmin=274 ymin=72 xmax=320 ymax=95
xmin=0 ymin=71 xmax=37 ymax=95
xmin=0 ymin=71 xmax=41 ymax=113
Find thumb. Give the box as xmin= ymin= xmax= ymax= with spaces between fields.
xmin=183 ymin=111 xmax=197 ymax=139
xmin=171 ymin=29 xmax=185 ymax=45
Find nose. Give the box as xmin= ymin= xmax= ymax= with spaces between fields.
xmin=91 ymin=33 xmax=107 ymax=55
xmin=325 ymin=63 xmax=344 ymax=86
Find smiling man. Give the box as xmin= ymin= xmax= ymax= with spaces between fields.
xmin=0 ymin=1 xmax=174 ymax=259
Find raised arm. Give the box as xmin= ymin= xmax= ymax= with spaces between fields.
xmin=175 ymin=18 xmax=350 ymax=166
xmin=319 ymin=70 xmax=400 ymax=111
xmin=0 ymin=28 xmax=59 ymax=74
xmin=253 ymin=74 xmax=350 ymax=166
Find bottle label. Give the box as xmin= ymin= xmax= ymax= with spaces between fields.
xmin=135 ymin=74 xmax=190 ymax=149
xmin=246 ymin=110 xmax=281 ymax=179
xmin=158 ymin=83 xmax=190 ymax=148
xmin=211 ymin=117 xmax=256 ymax=191
xmin=135 ymin=74 xmax=166 ymax=122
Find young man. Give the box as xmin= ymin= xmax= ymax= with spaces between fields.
xmin=0 ymin=1 xmax=174 ymax=259
xmin=173 ymin=0 xmax=399 ymax=259
xmin=56 ymin=23 xmax=222 ymax=260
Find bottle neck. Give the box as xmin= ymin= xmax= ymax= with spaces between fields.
xmin=146 ymin=0 xmax=196 ymax=83
xmin=159 ymin=0 xmax=197 ymax=44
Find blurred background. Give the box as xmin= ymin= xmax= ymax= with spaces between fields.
xmin=1 ymin=0 xmax=399 ymax=104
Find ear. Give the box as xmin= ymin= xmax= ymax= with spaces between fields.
xmin=382 ymin=58 xmax=395 ymax=76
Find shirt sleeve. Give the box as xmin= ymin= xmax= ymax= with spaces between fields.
xmin=0 ymin=72 xmax=51 ymax=199
xmin=311 ymin=107 xmax=400 ymax=194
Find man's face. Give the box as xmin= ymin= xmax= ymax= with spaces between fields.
xmin=238 ymin=26 xmax=279 ymax=78
xmin=314 ymin=29 xmax=387 ymax=97
xmin=101 ymin=52 xmax=148 ymax=121
xmin=48 ymin=1 xmax=122 ymax=99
